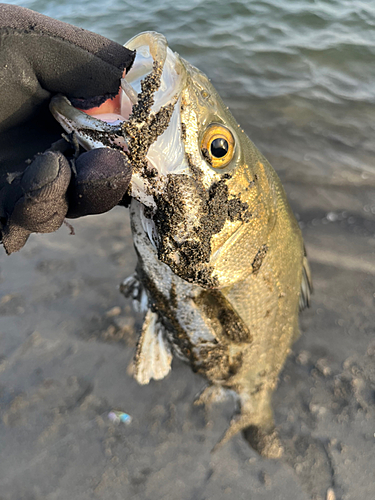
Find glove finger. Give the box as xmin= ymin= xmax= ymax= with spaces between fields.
xmin=67 ymin=148 xmax=132 ymax=218
xmin=1 ymin=151 xmax=71 ymax=254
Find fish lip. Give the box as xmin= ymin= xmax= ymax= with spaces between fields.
xmin=49 ymin=31 xmax=185 ymax=152
xmin=125 ymin=31 xmax=168 ymax=67
xmin=123 ymin=31 xmax=187 ymax=112
xmin=49 ymin=94 xmax=126 ymax=150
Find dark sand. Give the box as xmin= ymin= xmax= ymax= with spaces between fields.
xmin=1 ymin=175 xmax=374 ymax=500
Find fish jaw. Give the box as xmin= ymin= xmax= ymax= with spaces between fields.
xmin=50 ymin=95 xmax=126 ymax=151
xmin=50 ymin=32 xmax=189 ymax=211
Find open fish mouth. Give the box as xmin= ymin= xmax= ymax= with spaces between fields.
xmin=50 ymin=32 xmax=189 ymax=209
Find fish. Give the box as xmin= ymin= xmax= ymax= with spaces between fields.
xmin=50 ymin=31 xmax=312 ymax=457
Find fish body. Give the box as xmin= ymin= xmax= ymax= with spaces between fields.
xmin=50 ymin=32 xmax=311 ymax=456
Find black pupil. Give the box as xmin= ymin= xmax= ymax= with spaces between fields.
xmin=210 ymin=138 xmax=228 ymax=158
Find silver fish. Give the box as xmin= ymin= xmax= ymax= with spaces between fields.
xmin=50 ymin=32 xmax=312 ymax=457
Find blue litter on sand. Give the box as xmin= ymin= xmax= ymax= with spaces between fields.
xmin=108 ymin=410 xmax=132 ymax=425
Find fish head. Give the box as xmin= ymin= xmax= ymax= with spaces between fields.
xmin=50 ymin=32 xmax=278 ymax=289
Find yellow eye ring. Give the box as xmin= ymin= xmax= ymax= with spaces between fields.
xmin=201 ymin=124 xmax=235 ymax=169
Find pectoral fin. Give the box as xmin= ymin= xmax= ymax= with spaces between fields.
xmin=134 ymin=309 xmax=173 ymax=385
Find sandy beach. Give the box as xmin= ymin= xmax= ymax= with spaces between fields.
xmin=1 ymin=169 xmax=374 ymax=499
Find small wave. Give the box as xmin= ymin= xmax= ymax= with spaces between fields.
xmin=17 ymin=0 xmax=375 ymax=182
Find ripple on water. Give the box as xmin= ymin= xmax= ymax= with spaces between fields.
xmin=7 ymin=0 xmax=375 ymax=181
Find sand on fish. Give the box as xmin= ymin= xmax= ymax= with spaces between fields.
xmin=0 ymin=172 xmax=374 ymax=500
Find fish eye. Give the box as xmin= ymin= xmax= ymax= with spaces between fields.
xmin=211 ymin=138 xmax=228 ymax=158
xmin=201 ymin=124 xmax=235 ymax=168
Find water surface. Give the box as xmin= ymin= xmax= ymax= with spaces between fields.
xmin=8 ymin=0 xmax=374 ymax=185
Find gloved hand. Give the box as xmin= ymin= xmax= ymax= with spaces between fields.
xmin=0 ymin=4 xmax=135 ymax=254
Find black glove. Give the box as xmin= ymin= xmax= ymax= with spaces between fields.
xmin=0 ymin=4 xmax=135 ymax=254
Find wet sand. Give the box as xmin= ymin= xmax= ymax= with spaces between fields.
xmin=1 ymin=174 xmax=374 ymax=499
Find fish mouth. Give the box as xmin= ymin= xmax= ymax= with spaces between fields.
xmin=50 ymin=32 xmax=189 ymax=208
